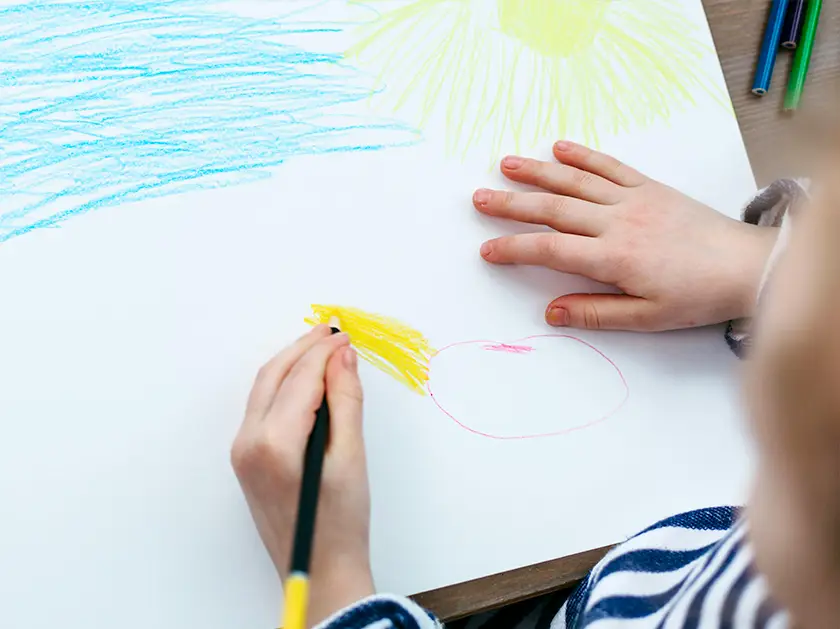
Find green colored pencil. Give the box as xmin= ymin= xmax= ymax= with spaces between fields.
xmin=785 ymin=0 xmax=823 ymax=110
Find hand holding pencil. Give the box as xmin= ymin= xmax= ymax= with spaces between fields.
xmin=232 ymin=325 xmax=375 ymax=628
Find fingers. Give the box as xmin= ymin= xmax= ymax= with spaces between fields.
xmin=553 ymin=141 xmax=646 ymax=188
xmin=267 ymin=333 xmax=351 ymax=448
xmin=245 ymin=325 xmax=334 ymax=421
xmin=500 ymin=155 xmax=622 ymax=205
xmin=473 ymin=188 xmax=606 ymax=237
xmin=325 ymin=346 xmax=365 ymax=453
xmin=545 ymin=294 xmax=664 ymax=332
xmin=481 ymin=233 xmax=606 ymax=280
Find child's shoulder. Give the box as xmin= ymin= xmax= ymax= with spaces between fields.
xmin=561 ymin=506 xmax=787 ymax=629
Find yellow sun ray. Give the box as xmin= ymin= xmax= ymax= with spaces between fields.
xmin=305 ymin=304 xmax=434 ymax=395
xmin=347 ymin=0 xmax=730 ymax=157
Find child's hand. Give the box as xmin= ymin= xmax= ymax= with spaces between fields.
xmin=231 ymin=326 xmax=374 ymax=627
xmin=475 ymin=141 xmax=777 ymax=331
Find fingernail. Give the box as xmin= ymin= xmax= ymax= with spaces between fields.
xmin=547 ymin=306 xmax=570 ymax=326
xmin=502 ymin=156 xmax=524 ymax=169
xmin=343 ymin=346 xmax=357 ymax=369
xmin=554 ymin=141 xmax=573 ymax=152
xmin=473 ymin=188 xmax=491 ymax=207
xmin=480 ymin=241 xmax=493 ymax=258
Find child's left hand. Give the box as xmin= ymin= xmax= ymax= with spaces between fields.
xmin=231 ymin=326 xmax=375 ymax=627
xmin=475 ymin=141 xmax=777 ymax=332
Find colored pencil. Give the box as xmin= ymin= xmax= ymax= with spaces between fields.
xmin=282 ymin=325 xmax=340 ymax=629
xmin=782 ymin=0 xmax=807 ymax=49
xmin=752 ymin=0 xmax=791 ymax=95
xmin=784 ymin=0 xmax=822 ymax=110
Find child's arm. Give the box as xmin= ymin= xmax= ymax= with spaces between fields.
xmin=475 ymin=141 xmax=778 ymax=333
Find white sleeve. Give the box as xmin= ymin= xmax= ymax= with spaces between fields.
xmin=725 ymin=179 xmax=808 ymax=357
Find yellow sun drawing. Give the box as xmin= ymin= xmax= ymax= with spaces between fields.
xmin=347 ymin=0 xmax=728 ymax=156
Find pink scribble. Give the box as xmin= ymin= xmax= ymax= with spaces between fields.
xmin=426 ymin=334 xmax=629 ymax=441
xmin=483 ymin=343 xmax=535 ymax=354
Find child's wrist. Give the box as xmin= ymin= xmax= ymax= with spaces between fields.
xmin=731 ymin=224 xmax=779 ymax=320
xmin=309 ymin=563 xmax=376 ymax=628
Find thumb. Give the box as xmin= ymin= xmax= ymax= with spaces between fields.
xmin=546 ymin=294 xmax=662 ymax=331
xmin=325 ymin=346 xmax=365 ymax=451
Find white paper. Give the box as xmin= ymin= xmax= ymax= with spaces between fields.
xmin=0 ymin=1 xmax=757 ymax=627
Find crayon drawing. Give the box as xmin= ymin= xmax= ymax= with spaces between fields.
xmin=306 ymin=304 xmax=435 ymax=394
xmin=0 ymin=0 xmax=418 ymax=243
xmin=427 ymin=335 xmax=629 ymax=440
xmin=306 ymin=304 xmax=629 ymax=439
xmin=347 ymin=0 xmax=728 ymax=157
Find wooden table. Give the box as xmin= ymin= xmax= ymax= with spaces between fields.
xmin=708 ymin=0 xmax=839 ymax=186
xmin=413 ymin=0 xmax=840 ymax=620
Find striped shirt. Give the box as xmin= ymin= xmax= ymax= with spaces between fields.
xmin=315 ymin=508 xmax=786 ymax=629
xmin=557 ymin=508 xmax=786 ymax=628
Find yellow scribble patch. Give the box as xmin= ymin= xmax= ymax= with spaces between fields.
xmin=305 ymin=304 xmax=434 ymax=395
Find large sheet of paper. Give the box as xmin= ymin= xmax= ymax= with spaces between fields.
xmin=0 ymin=1 xmax=756 ymax=627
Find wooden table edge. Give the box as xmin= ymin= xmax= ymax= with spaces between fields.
xmin=411 ymin=545 xmax=613 ymax=621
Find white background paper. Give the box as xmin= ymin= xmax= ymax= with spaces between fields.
xmin=0 ymin=1 xmax=758 ymax=627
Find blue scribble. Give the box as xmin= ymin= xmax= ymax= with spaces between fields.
xmin=0 ymin=0 xmax=418 ymax=242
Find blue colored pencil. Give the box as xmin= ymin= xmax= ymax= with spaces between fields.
xmin=753 ymin=0 xmax=791 ymax=95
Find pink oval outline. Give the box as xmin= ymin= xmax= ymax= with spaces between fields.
xmin=426 ymin=334 xmax=630 ymax=440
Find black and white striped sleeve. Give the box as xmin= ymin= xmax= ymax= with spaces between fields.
xmin=314 ymin=594 xmax=442 ymax=629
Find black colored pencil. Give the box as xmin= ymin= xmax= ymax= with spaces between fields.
xmin=283 ymin=326 xmax=339 ymax=629
xmin=782 ymin=0 xmax=807 ymax=49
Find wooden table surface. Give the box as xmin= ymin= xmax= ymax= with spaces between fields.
xmin=413 ymin=0 xmax=840 ymax=620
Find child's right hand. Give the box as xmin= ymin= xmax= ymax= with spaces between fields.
xmin=231 ymin=326 xmax=375 ymax=627
xmin=475 ymin=141 xmax=778 ymax=332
